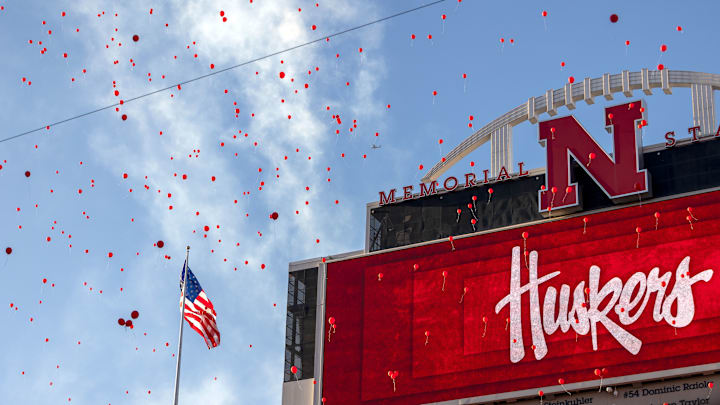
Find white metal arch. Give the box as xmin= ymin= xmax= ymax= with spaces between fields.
xmin=422 ymin=69 xmax=719 ymax=183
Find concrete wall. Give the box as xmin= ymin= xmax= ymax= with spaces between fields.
xmin=282 ymin=378 xmax=314 ymax=405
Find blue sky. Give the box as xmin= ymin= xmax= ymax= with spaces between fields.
xmin=0 ymin=0 xmax=718 ymax=403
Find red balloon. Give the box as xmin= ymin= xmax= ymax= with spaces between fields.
xmin=131 ymin=310 xmax=139 ymax=319
xmin=413 ymin=263 xmax=419 ymax=271
xmin=157 ymin=240 xmax=164 ymax=248
xmin=488 ymin=188 xmax=494 ymax=194
xmin=5 ymin=247 xmax=11 ymax=255
xmin=541 ymin=10 xmax=547 ymax=17
xmin=558 ymin=378 xmax=565 ymax=384
xmin=269 ymin=212 xmax=279 ymax=220
xmin=291 ymin=365 xmax=298 ymax=374
xmin=125 ymin=320 xmax=133 ymax=328
xmin=539 ymin=390 xmax=544 ymax=397
xmin=118 ymin=318 xmax=125 ymax=326
xmin=594 ymin=368 xmax=601 ymax=376
xmin=609 ymin=14 xmax=619 ymax=23
xmin=132 ymin=34 xmax=139 ymax=42
xmin=654 ymin=212 xmax=660 ymax=218
xmin=279 ymin=71 xmax=286 ymax=79
xmin=660 ymin=44 xmax=667 ymax=52
xmin=589 ymin=152 xmax=596 ymax=160
xmin=24 ymin=170 xmax=31 ymax=178
xmin=551 ymin=186 xmax=558 ymax=193
xmin=121 ymin=114 xmax=128 ymax=121
xmin=328 ymin=317 xmax=335 ymax=325
xmin=568 ymin=76 xmax=575 ymax=84
xmin=521 ymin=232 xmax=529 ymax=239
xmin=636 ymin=227 xmax=642 ymax=233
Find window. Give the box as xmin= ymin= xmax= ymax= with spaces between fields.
xmin=283 ymin=267 xmax=318 ymax=382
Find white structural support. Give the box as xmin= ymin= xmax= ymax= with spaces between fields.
xmin=422 ymin=70 xmax=720 ymax=183
xmin=691 ymin=83 xmax=716 ymax=136
xmin=490 ymin=124 xmax=512 ymax=176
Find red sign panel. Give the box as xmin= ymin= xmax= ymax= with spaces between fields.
xmin=322 ymin=190 xmax=720 ymax=404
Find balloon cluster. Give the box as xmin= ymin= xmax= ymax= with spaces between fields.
xmin=327 ymin=316 xmax=336 ymax=342
xmin=594 ymin=367 xmax=608 ymax=392
xmin=117 ymin=310 xmax=140 ymax=329
xmin=387 ymin=370 xmax=399 ymax=392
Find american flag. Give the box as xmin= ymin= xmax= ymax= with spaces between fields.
xmin=180 ymin=263 xmax=220 ymax=349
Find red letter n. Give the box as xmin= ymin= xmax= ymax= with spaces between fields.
xmin=538 ymin=100 xmax=650 ymax=214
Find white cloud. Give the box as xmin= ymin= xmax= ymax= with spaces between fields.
xmin=50 ymin=0 xmax=386 ymax=403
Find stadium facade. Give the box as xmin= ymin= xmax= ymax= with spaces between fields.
xmin=282 ymin=70 xmax=720 ymax=405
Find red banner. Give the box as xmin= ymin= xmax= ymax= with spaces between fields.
xmin=322 ymin=190 xmax=720 ymax=404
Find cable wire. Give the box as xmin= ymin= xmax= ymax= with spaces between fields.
xmin=0 ymin=0 xmax=446 ymax=145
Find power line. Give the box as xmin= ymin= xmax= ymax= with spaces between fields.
xmin=1 ymin=0 xmax=446 ymax=145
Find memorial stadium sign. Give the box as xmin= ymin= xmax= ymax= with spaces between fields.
xmin=378 ymin=70 xmax=720 ymax=216
xmin=379 ymin=100 xmax=720 ymax=213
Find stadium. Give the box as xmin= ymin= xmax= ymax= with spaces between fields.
xmin=283 ymin=69 xmax=720 ymax=405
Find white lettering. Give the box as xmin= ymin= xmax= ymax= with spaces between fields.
xmin=495 ymin=248 xmax=713 ymax=362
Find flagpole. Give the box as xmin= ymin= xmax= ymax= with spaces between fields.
xmin=173 ymin=246 xmax=190 ymax=405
